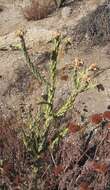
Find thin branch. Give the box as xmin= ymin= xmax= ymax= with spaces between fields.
xmin=19 ymin=34 xmax=48 ymax=85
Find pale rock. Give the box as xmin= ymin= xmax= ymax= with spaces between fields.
xmin=61 ymin=6 xmax=72 ymax=19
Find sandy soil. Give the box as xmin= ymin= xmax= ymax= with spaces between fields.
xmin=0 ymin=0 xmax=110 ymax=125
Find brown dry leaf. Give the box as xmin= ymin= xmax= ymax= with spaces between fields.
xmin=60 ymin=75 xmax=69 ymax=81
xmin=89 ymin=161 xmax=108 ymax=174
xmin=67 ymin=122 xmax=81 ymax=134
xmin=103 ymin=111 xmax=110 ymax=120
xmin=79 ymin=182 xmax=91 ymax=190
xmin=90 ymin=113 xmax=103 ymax=124
xmin=53 ymin=165 xmax=64 ymax=176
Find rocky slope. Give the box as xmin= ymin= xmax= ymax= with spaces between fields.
xmin=0 ymin=0 xmax=110 ymax=125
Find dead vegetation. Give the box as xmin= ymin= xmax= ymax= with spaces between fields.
xmin=0 ymin=110 xmax=110 ymax=189
xmin=23 ymin=0 xmax=56 ymax=21
xmin=70 ymin=1 xmax=110 ymax=47
xmin=0 ymin=31 xmax=110 ymax=189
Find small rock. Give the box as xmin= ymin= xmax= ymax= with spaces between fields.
xmin=0 ymin=5 xmax=4 ymax=12
xmin=61 ymin=6 xmax=72 ymax=19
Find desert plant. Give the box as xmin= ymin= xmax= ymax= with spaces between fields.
xmin=17 ymin=29 xmax=96 ymax=160
xmin=23 ymin=0 xmax=55 ymax=21
xmin=23 ymin=0 xmax=66 ymax=21
xmin=72 ymin=2 xmax=110 ymax=46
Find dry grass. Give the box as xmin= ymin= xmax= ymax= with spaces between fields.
xmin=23 ymin=0 xmax=56 ymax=21
xmin=70 ymin=1 xmax=110 ymax=47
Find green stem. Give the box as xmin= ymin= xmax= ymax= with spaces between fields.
xmin=44 ymin=36 xmax=61 ymax=129
xmin=56 ymin=92 xmax=78 ymax=117
xmin=56 ymin=84 xmax=90 ymax=118
xmin=20 ymin=35 xmax=48 ymax=85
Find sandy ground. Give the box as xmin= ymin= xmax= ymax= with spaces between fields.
xmin=0 ymin=0 xmax=110 ymax=126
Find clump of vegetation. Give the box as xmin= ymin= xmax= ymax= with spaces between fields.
xmin=87 ymin=2 xmax=110 ymax=45
xmin=23 ymin=0 xmax=53 ymax=21
xmin=16 ymin=29 xmax=96 ymax=160
xmin=23 ymin=0 xmax=66 ymax=21
xmin=1 ymin=29 xmax=110 ymax=189
xmin=71 ymin=1 xmax=110 ymax=46
xmin=1 ymin=109 xmax=110 ymax=189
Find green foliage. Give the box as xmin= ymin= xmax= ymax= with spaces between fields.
xmin=18 ymin=30 xmax=95 ymax=160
